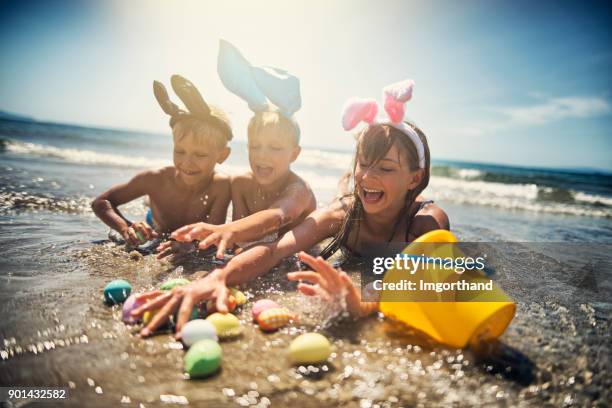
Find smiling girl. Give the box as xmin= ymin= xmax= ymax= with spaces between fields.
xmin=132 ymin=79 xmax=450 ymax=337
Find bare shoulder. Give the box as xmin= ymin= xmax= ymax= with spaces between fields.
xmin=412 ymin=200 xmax=450 ymax=236
xmin=231 ymin=172 xmax=255 ymax=189
xmin=211 ymin=172 xmax=231 ymax=192
xmin=213 ymin=171 xmax=231 ymax=184
xmin=283 ymin=172 xmax=313 ymax=196
xmin=135 ymin=167 xmax=171 ymax=185
xmin=327 ymin=194 xmax=352 ymax=220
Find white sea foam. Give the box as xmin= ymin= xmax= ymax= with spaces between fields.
xmin=3 ymin=139 xmax=610 ymax=218
xmin=299 ymin=148 xmax=353 ymax=172
xmin=427 ymin=177 xmax=611 ymax=218
xmin=5 ymin=140 xmax=170 ymax=168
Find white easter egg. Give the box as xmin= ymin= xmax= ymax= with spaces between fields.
xmin=181 ymin=319 xmax=218 ymax=347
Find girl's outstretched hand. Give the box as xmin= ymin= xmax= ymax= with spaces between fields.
xmin=288 ymin=251 xmax=374 ymax=317
xmin=171 ymin=222 xmax=235 ymax=259
xmin=130 ymin=269 xmax=231 ymax=338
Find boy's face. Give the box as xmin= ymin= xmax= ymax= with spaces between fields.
xmin=354 ymin=143 xmax=422 ymax=215
xmin=247 ymin=127 xmax=300 ymax=186
xmin=172 ymin=131 xmax=229 ymax=186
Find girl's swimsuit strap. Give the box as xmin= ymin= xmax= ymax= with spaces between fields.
xmin=404 ymin=200 xmax=435 ymax=241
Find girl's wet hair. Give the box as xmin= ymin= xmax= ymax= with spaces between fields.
xmin=319 ymin=123 xmax=431 ymax=259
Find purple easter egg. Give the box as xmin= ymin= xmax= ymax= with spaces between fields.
xmin=122 ymin=293 xmax=145 ymax=324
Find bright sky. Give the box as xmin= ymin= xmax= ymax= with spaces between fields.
xmin=1 ymin=0 xmax=611 ymax=170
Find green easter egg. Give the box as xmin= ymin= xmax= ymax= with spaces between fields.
xmin=289 ymin=332 xmax=331 ymax=364
xmin=104 ymin=279 xmax=132 ymax=305
xmin=184 ymin=339 xmax=222 ymax=378
xmin=160 ymin=278 xmax=190 ymax=291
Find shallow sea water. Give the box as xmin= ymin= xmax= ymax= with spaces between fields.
xmin=0 ymin=209 xmax=610 ymax=407
xmin=0 ymin=119 xmax=611 ymax=406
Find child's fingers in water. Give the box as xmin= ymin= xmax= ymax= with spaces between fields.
xmin=134 ymin=290 xmax=163 ymax=302
xmin=314 ymin=256 xmax=342 ymax=288
xmin=126 ymin=227 xmax=140 ymax=245
xmin=174 ymin=296 xmax=196 ymax=337
xmin=140 ymin=295 xmax=180 ymax=337
xmin=198 ymin=234 xmax=218 ymax=251
xmin=297 ymin=282 xmax=320 ymax=296
xmin=287 ymin=271 xmax=329 ymax=291
xmin=214 ymin=285 xmax=230 ymax=314
xmin=215 ymin=237 xmax=228 ymax=259
xmin=131 ymin=291 xmax=173 ymax=316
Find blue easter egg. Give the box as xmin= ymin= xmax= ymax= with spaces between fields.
xmin=104 ymin=279 xmax=132 ymax=305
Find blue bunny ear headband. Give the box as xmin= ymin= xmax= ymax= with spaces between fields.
xmin=217 ymin=39 xmax=302 ymax=141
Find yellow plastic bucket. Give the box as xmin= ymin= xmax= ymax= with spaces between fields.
xmin=379 ymin=230 xmax=515 ymax=348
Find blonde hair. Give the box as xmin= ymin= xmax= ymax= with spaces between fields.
xmin=247 ymin=111 xmax=300 ymax=144
xmin=172 ymin=106 xmax=232 ymax=148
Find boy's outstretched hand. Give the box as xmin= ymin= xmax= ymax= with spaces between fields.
xmin=171 ymin=222 xmax=235 ymax=259
xmin=288 ymin=251 xmax=376 ymax=318
xmin=123 ymin=221 xmax=158 ymax=246
xmin=130 ymin=269 xmax=230 ymax=338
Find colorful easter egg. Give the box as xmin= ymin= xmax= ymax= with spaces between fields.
xmin=206 ymin=313 xmax=243 ymax=338
xmin=288 ymin=333 xmax=331 ymax=364
xmin=142 ymin=308 xmax=162 ymax=326
xmin=230 ymin=288 xmax=247 ymax=306
xmin=122 ymin=293 xmax=145 ymax=324
xmin=251 ymin=299 xmax=280 ymax=321
xmin=181 ymin=319 xmax=218 ymax=347
xmin=184 ymin=339 xmax=222 ymax=378
xmin=104 ymin=279 xmax=132 ymax=305
xmin=206 ymin=296 xmax=237 ymax=314
xmin=160 ymin=278 xmax=190 ymax=291
xmin=257 ymin=308 xmax=296 ymax=331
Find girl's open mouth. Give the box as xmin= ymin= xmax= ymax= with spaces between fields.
xmin=361 ymin=186 xmax=384 ymax=204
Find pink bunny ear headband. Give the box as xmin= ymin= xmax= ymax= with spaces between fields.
xmin=341 ymin=79 xmax=425 ymax=169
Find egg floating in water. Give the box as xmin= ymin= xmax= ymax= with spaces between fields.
xmin=181 ymin=319 xmax=218 ymax=347
xmin=230 ymin=288 xmax=247 ymax=306
xmin=159 ymin=278 xmax=190 ymax=291
xmin=251 ymin=299 xmax=280 ymax=321
xmin=122 ymin=293 xmax=145 ymax=324
xmin=288 ymin=333 xmax=332 ymax=364
xmin=206 ymin=313 xmax=243 ymax=339
xmin=257 ymin=308 xmax=297 ymax=331
xmin=103 ymin=279 xmax=132 ymax=305
xmin=184 ymin=339 xmax=222 ymax=378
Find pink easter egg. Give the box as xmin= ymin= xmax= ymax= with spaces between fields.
xmin=122 ymin=293 xmax=145 ymax=324
xmin=251 ymin=299 xmax=280 ymax=321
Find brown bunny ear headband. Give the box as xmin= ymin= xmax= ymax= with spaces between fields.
xmin=153 ymin=74 xmax=233 ymax=141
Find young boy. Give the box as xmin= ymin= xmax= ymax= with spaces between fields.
xmin=171 ymin=110 xmax=316 ymax=258
xmin=92 ymin=75 xmax=232 ymax=254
